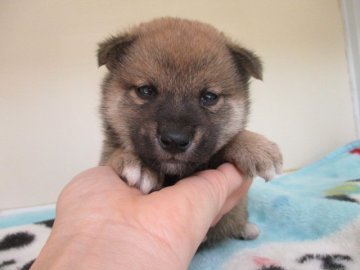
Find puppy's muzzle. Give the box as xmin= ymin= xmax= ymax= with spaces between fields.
xmin=158 ymin=130 xmax=192 ymax=153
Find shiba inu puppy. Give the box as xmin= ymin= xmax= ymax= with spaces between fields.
xmin=98 ymin=17 xmax=282 ymax=245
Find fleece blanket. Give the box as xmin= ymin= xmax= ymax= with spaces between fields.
xmin=192 ymin=140 xmax=360 ymax=270
xmin=0 ymin=141 xmax=360 ymax=270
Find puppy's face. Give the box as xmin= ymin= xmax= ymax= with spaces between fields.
xmin=99 ymin=18 xmax=262 ymax=176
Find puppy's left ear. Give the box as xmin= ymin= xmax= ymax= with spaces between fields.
xmin=227 ymin=43 xmax=263 ymax=80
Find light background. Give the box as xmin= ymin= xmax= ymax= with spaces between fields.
xmin=0 ymin=0 xmax=358 ymax=209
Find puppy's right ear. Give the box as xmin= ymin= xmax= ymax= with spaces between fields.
xmin=97 ymin=33 xmax=136 ymax=70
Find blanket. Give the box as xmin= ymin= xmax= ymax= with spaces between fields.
xmin=192 ymin=140 xmax=360 ymax=270
xmin=1 ymin=141 xmax=360 ymax=270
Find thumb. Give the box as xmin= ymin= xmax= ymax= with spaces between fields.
xmin=152 ymin=163 xmax=250 ymax=246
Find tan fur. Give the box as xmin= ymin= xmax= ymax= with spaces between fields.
xmin=97 ymin=17 xmax=282 ymax=246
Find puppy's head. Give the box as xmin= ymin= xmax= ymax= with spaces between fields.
xmin=99 ymin=18 xmax=262 ymax=176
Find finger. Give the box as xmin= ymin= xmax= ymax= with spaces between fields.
xmin=212 ymin=175 xmax=253 ymax=225
xmin=59 ymin=166 xmax=142 ymax=205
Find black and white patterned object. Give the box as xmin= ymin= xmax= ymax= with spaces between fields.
xmin=0 ymin=220 xmax=53 ymax=270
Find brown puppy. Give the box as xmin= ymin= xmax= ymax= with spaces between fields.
xmin=97 ymin=18 xmax=282 ymax=245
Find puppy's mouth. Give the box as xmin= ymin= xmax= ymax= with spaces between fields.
xmin=142 ymin=156 xmax=201 ymax=177
xmin=160 ymin=158 xmax=202 ymax=187
xmin=162 ymin=158 xmax=184 ymax=165
xmin=160 ymin=158 xmax=196 ymax=174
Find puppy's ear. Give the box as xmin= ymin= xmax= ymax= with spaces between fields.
xmin=97 ymin=33 xmax=136 ymax=70
xmin=227 ymin=43 xmax=263 ymax=80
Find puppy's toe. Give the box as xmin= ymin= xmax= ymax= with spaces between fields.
xmin=138 ymin=169 xmax=159 ymax=194
xmin=122 ymin=164 xmax=142 ymax=187
xmin=257 ymin=164 xmax=277 ymax=181
xmin=256 ymin=151 xmax=283 ymax=181
xmin=237 ymin=223 xmax=260 ymax=240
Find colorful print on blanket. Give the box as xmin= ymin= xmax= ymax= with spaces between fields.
xmin=0 ymin=221 xmax=53 ymax=270
xmin=191 ymin=141 xmax=360 ymax=270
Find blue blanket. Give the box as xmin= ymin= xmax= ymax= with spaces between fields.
xmin=191 ymin=140 xmax=360 ymax=270
xmin=1 ymin=141 xmax=360 ymax=270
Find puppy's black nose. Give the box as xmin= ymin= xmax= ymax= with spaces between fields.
xmin=159 ymin=131 xmax=192 ymax=153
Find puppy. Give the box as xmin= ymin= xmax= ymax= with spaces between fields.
xmin=97 ymin=18 xmax=282 ymax=245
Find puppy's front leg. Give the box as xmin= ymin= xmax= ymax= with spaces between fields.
xmin=205 ymin=130 xmax=282 ymax=244
xmin=223 ymin=130 xmax=283 ymax=181
xmin=105 ymin=149 xmax=162 ymax=194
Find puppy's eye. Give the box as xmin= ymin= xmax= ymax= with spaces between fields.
xmin=136 ymin=85 xmax=157 ymax=99
xmin=200 ymin=91 xmax=219 ymax=106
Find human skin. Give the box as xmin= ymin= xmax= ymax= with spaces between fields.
xmin=31 ymin=164 xmax=252 ymax=270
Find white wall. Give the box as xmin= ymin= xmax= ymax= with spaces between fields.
xmin=0 ymin=0 xmax=357 ymax=209
xmin=341 ymin=0 xmax=360 ymax=135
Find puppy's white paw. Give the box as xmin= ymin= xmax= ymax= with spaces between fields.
xmin=107 ymin=151 xmax=160 ymax=194
xmin=240 ymin=223 xmax=260 ymax=240
xmin=226 ymin=131 xmax=283 ymax=181
xmin=122 ymin=164 xmax=158 ymax=194
xmin=248 ymin=140 xmax=283 ymax=181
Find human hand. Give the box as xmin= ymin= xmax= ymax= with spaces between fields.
xmin=31 ymin=164 xmax=252 ymax=270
